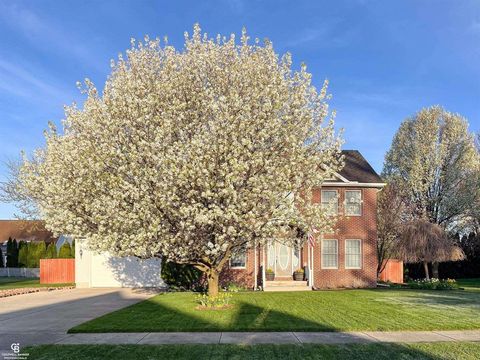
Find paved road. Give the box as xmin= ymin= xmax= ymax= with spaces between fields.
xmin=0 ymin=288 xmax=157 ymax=354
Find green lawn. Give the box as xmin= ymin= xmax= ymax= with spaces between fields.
xmin=69 ymin=284 xmax=480 ymax=333
xmin=457 ymin=278 xmax=480 ymax=291
xmin=0 ymin=277 xmax=74 ymax=290
xmin=24 ymin=342 xmax=480 ymax=360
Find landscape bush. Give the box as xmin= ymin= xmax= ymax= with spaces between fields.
xmin=195 ymin=292 xmax=232 ymax=309
xmin=407 ymin=278 xmax=459 ymax=290
xmin=161 ymin=258 xmax=205 ymax=291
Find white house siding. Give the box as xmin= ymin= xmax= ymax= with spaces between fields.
xmin=75 ymin=238 xmax=166 ymax=288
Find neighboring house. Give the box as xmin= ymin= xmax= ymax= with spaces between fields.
xmin=221 ymin=150 xmax=385 ymax=290
xmin=76 ymin=150 xmax=383 ymax=290
xmin=0 ymin=220 xmax=57 ymax=267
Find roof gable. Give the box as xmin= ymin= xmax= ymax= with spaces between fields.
xmin=337 ymin=150 xmax=383 ymax=184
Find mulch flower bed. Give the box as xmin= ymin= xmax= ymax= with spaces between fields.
xmin=0 ymin=286 xmax=75 ymax=298
xmin=195 ymin=304 xmax=234 ymax=311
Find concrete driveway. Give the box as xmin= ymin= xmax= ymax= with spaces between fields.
xmin=0 ymin=288 xmax=157 ymax=353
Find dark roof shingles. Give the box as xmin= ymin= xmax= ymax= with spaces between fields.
xmin=338 ymin=150 xmax=383 ymax=183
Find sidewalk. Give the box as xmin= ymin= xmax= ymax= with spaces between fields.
xmin=51 ymin=330 xmax=480 ymax=345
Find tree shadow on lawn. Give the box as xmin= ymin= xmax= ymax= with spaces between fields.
xmin=69 ymin=294 xmax=339 ymax=333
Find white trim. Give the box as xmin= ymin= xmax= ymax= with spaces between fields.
xmin=345 ymin=190 xmax=363 ymax=217
xmin=345 ymin=239 xmax=362 ymax=269
xmin=332 ymin=171 xmax=350 ymax=183
xmin=323 ymin=181 xmax=386 ymax=188
xmin=253 ymin=242 xmax=257 ymax=290
xmin=321 ymin=239 xmax=338 ymax=269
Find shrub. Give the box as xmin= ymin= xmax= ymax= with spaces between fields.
xmin=266 ymin=268 xmax=274 ymax=274
xmin=294 ymin=268 xmax=304 ymax=273
xmin=161 ymin=259 xmax=204 ymax=291
xmin=195 ymin=292 xmax=232 ymax=308
xmin=224 ymin=282 xmax=247 ymax=292
xmin=71 ymin=240 xmax=76 ymax=258
xmin=58 ymin=242 xmax=73 ymax=258
xmin=407 ymin=278 xmax=459 ymax=290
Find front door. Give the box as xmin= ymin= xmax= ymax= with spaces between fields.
xmin=275 ymin=242 xmax=292 ymax=276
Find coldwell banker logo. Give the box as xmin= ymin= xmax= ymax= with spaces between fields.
xmin=1 ymin=343 xmax=29 ymax=360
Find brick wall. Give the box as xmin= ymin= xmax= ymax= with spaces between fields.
xmin=311 ymin=186 xmax=378 ymax=288
xmin=220 ymin=247 xmax=259 ymax=289
xmin=221 ymin=185 xmax=380 ymax=289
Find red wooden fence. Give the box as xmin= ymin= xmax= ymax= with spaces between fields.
xmin=379 ymin=259 xmax=404 ymax=283
xmin=40 ymin=259 xmax=75 ymax=284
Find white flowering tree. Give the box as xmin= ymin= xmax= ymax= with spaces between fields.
xmin=15 ymin=25 xmax=342 ymax=295
xmin=384 ymin=106 xmax=480 ymax=277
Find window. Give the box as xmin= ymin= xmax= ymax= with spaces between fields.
xmin=321 ymin=190 xmax=338 ymax=215
xmin=321 ymin=239 xmax=338 ymax=269
xmin=345 ymin=239 xmax=362 ymax=269
xmin=345 ymin=190 xmax=362 ymax=216
xmin=230 ymin=249 xmax=247 ymax=268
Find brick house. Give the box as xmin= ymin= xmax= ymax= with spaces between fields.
xmin=221 ymin=150 xmax=385 ymax=290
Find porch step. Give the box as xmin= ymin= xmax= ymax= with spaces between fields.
xmin=267 ymin=280 xmax=308 ymax=287
xmin=264 ymin=280 xmax=311 ymax=292
xmin=264 ymin=286 xmax=311 ymax=292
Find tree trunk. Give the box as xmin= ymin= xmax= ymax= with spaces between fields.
xmin=423 ymin=261 xmax=430 ymax=280
xmin=432 ymin=262 xmax=439 ymax=279
xmin=207 ymin=269 xmax=220 ymax=297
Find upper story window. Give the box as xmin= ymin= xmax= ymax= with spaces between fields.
xmin=230 ymin=248 xmax=247 ymax=269
xmin=321 ymin=190 xmax=339 ymax=215
xmin=345 ymin=190 xmax=362 ymax=216
xmin=321 ymin=239 xmax=338 ymax=269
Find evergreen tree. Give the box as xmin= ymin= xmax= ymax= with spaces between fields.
xmin=26 ymin=242 xmax=37 ymax=268
xmin=18 ymin=241 xmax=28 ymax=268
xmin=35 ymin=241 xmax=47 ymax=267
xmin=58 ymin=242 xmax=72 ymax=258
xmin=6 ymin=237 xmax=13 ymax=267
xmin=12 ymin=239 xmax=19 ymax=267
xmin=0 ymin=248 xmax=3 ymax=267
xmin=71 ymin=239 xmax=75 ymax=258
xmin=45 ymin=242 xmax=57 ymax=259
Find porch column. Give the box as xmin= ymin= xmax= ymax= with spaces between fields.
xmin=253 ymin=241 xmax=257 ymax=290
xmin=262 ymin=245 xmax=266 ymax=289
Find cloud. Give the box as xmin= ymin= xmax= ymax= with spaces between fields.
xmin=283 ymin=21 xmax=355 ymax=49
xmin=0 ymin=3 xmax=104 ymax=73
xmin=0 ymin=58 xmax=73 ymax=103
xmin=470 ymin=20 xmax=480 ymax=34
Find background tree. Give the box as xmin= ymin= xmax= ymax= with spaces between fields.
xmin=383 ymin=106 xmax=480 ymax=277
xmin=0 ymin=248 xmax=3 ymax=268
xmin=6 ymin=238 xmax=19 ymax=267
xmin=398 ymin=219 xmax=464 ymax=279
xmin=45 ymin=242 xmax=57 ymax=259
xmin=18 ymin=241 xmax=28 ymax=267
xmin=376 ymin=182 xmax=411 ymax=276
xmin=14 ymin=25 xmax=342 ymax=296
xmin=26 ymin=242 xmax=41 ymax=268
xmin=58 ymin=242 xmax=73 ymax=259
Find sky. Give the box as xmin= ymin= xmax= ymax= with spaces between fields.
xmin=0 ymin=0 xmax=479 ymax=218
